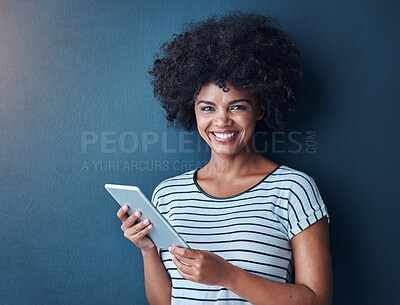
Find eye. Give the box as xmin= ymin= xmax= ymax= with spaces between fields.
xmin=200 ymin=105 xmax=247 ymax=111
xmin=231 ymin=105 xmax=247 ymax=110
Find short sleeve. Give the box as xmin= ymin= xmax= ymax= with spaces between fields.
xmin=151 ymin=184 xmax=161 ymax=209
xmin=286 ymin=174 xmax=330 ymax=240
xmin=151 ymin=178 xmax=169 ymax=211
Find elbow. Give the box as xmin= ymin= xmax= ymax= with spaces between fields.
xmin=311 ymin=289 xmax=333 ymax=305
xmin=299 ymin=284 xmax=332 ymax=305
xmin=147 ymin=292 xmax=171 ymax=305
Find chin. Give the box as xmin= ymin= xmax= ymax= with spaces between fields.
xmin=210 ymin=145 xmax=243 ymax=155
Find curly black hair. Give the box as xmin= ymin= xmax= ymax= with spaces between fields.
xmin=149 ymin=11 xmax=303 ymax=134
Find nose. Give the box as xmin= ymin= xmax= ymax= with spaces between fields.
xmin=214 ymin=109 xmax=233 ymax=126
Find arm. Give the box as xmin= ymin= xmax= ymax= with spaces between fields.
xmin=142 ymin=247 xmax=172 ymax=305
xmin=116 ymin=205 xmax=172 ymax=305
xmin=171 ymin=216 xmax=333 ymax=305
xmin=221 ymin=217 xmax=332 ymax=305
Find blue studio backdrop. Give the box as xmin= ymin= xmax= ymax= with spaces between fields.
xmin=1 ymin=1 xmax=399 ymax=304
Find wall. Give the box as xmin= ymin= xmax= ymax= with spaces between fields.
xmin=1 ymin=1 xmax=399 ymax=304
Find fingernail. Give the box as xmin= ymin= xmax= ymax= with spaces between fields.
xmin=122 ymin=205 xmax=128 ymax=211
xmin=134 ymin=211 xmax=140 ymax=217
xmin=143 ymin=219 xmax=149 ymax=225
xmin=168 ymin=247 xmax=172 ymax=252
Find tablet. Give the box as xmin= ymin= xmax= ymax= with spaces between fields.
xmin=105 ymin=184 xmax=190 ymax=249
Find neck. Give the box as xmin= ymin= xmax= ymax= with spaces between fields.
xmin=204 ymin=144 xmax=267 ymax=178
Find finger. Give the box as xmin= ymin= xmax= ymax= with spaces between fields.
xmin=175 ymin=264 xmax=197 ymax=282
xmin=117 ymin=205 xmax=130 ymax=221
xmin=173 ymin=256 xmax=193 ymax=274
xmin=125 ymin=218 xmax=152 ymax=236
xmin=170 ymin=246 xmax=198 ymax=259
xmin=173 ymin=252 xmax=195 ymax=266
xmin=126 ymin=222 xmax=153 ymax=241
xmin=123 ymin=210 xmax=142 ymax=228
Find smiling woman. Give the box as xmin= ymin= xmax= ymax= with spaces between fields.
xmin=194 ymin=81 xmax=264 ymax=156
xmin=116 ymin=11 xmax=333 ymax=305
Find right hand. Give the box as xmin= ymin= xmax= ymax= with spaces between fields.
xmin=117 ymin=204 xmax=155 ymax=251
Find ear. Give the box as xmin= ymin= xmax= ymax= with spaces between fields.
xmin=257 ymin=104 xmax=265 ymax=120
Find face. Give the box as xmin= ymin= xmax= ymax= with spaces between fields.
xmin=194 ymin=81 xmax=265 ymax=156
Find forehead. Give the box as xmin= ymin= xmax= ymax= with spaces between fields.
xmin=196 ymin=82 xmax=257 ymax=101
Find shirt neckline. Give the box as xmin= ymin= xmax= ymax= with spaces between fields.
xmin=193 ymin=164 xmax=282 ymax=200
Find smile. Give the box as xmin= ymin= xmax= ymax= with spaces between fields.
xmin=210 ymin=131 xmax=240 ymax=143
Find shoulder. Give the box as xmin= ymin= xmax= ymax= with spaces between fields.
xmin=276 ymin=165 xmax=317 ymax=184
xmin=273 ymin=165 xmax=327 ymax=218
xmin=273 ymin=165 xmax=321 ymax=195
xmin=151 ymin=169 xmax=197 ymax=203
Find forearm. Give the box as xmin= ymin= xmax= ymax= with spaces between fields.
xmin=141 ymin=247 xmax=171 ymax=305
xmin=224 ymin=264 xmax=326 ymax=305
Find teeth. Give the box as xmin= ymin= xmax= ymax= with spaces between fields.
xmin=213 ymin=132 xmax=238 ymax=139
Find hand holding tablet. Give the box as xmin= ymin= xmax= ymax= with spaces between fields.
xmin=105 ymin=184 xmax=190 ymax=250
xmin=117 ymin=203 xmax=157 ymax=251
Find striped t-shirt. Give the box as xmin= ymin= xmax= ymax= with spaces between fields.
xmin=151 ymin=164 xmax=330 ymax=304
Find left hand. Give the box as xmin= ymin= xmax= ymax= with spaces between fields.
xmin=169 ymin=246 xmax=233 ymax=286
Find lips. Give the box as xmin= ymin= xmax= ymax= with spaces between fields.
xmin=209 ymin=131 xmax=240 ymax=143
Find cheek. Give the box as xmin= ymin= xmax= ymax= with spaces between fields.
xmin=194 ymin=116 xmax=208 ymax=136
xmin=194 ymin=113 xmax=208 ymax=128
xmin=240 ymin=113 xmax=258 ymax=127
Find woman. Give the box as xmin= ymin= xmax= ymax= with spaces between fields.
xmin=117 ymin=12 xmax=333 ymax=305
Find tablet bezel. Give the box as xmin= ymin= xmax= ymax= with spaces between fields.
xmin=105 ymin=183 xmax=191 ymax=249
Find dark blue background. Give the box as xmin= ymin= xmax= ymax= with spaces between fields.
xmin=1 ymin=1 xmax=399 ymax=304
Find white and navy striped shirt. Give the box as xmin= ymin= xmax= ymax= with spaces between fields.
xmin=151 ymin=164 xmax=330 ymax=304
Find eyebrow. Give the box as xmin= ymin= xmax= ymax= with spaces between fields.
xmin=196 ymin=99 xmax=252 ymax=106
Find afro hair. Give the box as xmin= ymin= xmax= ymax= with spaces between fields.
xmin=149 ymin=11 xmax=303 ymax=134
